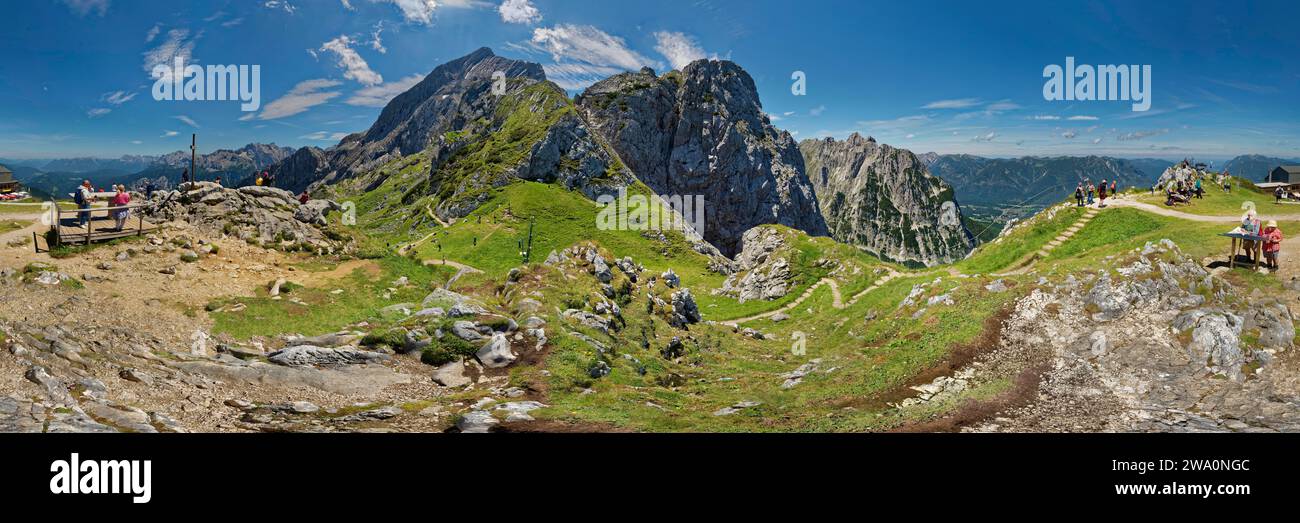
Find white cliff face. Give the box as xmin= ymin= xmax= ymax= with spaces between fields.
xmin=800 ymin=133 xmax=975 ymax=266
xmin=575 ymin=61 xmax=828 ymax=258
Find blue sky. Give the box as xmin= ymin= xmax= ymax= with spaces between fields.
xmin=2 ymin=0 xmax=1298 ymax=161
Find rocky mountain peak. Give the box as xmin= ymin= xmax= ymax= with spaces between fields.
xmin=800 ymin=137 xmax=975 ymax=266
xmin=575 ymin=59 xmax=828 ymax=257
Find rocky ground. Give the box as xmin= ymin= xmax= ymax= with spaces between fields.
xmin=902 ymin=240 xmax=1300 ymax=432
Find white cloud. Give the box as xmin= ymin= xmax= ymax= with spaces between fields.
xmin=541 ymin=63 xmax=624 ymax=90
xmin=161 ymin=130 xmax=179 ymax=138
xmin=530 ymin=24 xmax=653 ymax=72
xmin=102 ymin=91 xmax=137 ymax=105
xmin=498 ymin=0 xmax=541 ymax=24
xmin=86 ymin=108 xmax=112 ymax=118
xmin=905 ymin=133 xmax=915 ymax=139
xmin=971 ymin=131 xmax=997 ymax=142
xmin=923 ymin=98 xmax=981 ymax=109
xmin=175 ymin=115 xmax=199 ymax=128
xmin=62 ymin=0 xmax=109 ymax=16
xmin=264 ymin=1 xmax=296 ymax=14
xmin=346 ymin=74 xmax=423 ymax=107
xmin=653 ymin=31 xmax=713 ymax=70
xmin=131 ymin=140 xmax=143 ymax=145
xmin=986 ymin=100 xmax=1020 ymax=111
xmin=809 ymin=105 xmax=826 ymax=116
xmin=300 ymin=131 xmax=350 ymax=141
xmin=1061 ymin=130 xmax=1077 ymax=139
xmin=143 ymin=29 xmax=199 ymax=81
xmin=320 ymin=35 xmax=384 ymax=86
xmin=341 ymin=0 xmax=355 ymax=9
xmin=1117 ymin=129 xmax=1169 ymax=141
xmin=256 ymin=79 xmax=343 ymax=120
xmin=1030 ymin=115 xmax=1060 ymax=120
xmin=371 ymin=0 xmax=439 ymax=25
xmin=145 ymin=24 xmax=160 ymax=43
xmin=370 ymin=23 xmax=387 ymax=54
xmin=1092 ymin=138 xmax=1102 ymax=144
xmin=222 ymin=17 xmax=245 ymax=27
xmin=1067 ymin=115 xmax=1099 ymax=121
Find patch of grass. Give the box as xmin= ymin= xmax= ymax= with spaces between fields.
xmin=958 ymin=203 xmax=1084 ymax=274
xmin=210 ymin=256 xmax=456 ymax=339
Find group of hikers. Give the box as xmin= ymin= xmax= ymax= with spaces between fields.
xmin=1160 ymin=177 xmax=1205 ymax=206
xmin=1074 ymin=179 xmax=1118 ymax=207
xmin=1237 ymin=208 xmax=1284 ymax=270
xmin=73 ymin=180 xmax=133 ymax=231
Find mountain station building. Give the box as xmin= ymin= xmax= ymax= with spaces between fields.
xmin=0 ymin=164 xmax=20 ymax=194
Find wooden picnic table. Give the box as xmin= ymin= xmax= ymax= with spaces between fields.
xmin=1220 ymin=232 xmax=1264 ymax=270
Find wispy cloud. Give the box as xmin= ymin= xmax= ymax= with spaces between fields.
xmin=102 ymin=91 xmax=136 ymax=105
xmin=923 ymin=98 xmax=981 ymax=109
xmin=300 ymin=131 xmax=350 ymax=141
xmin=1116 ymin=128 xmax=1169 ymax=141
xmin=86 ymin=108 xmax=112 ymax=118
xmin=524 ymin=24 xmax=655 ymax=89
xmin=161 ymin=130 xmax=179 ymax=138
xmin=530 ymin=24 xmax=653 ymax=72
xmin=1030 ymin=115 xmax=1060 ymax=120
xmin=653 ymin=31 xmax=714 ymax=70
xmin=62 ymin=0 xmax=109 ymax=17
xmin=320 ymin=35 xmax=383 ymax=86
xmin=346 ymin=74 xmax=423 ymax=107
xmin=1067 ymin=115 xmax=1099 ymax=121
xmin=143 ymin=29 xmax=199 ymax=81
xmin=174 ymin=115 xmax=199 ymax=128
xmin=809 ymin=105 xmax=826 ymax=116
xmin=370 ymin=0 xmax=487 ymax=25
xmin=971 ymin=131 xmax=997 ymax=142
xmin=263 ymin=1 xmax=296 ymax=14
xmin=251 ymin=79 xmax=342 ymax=120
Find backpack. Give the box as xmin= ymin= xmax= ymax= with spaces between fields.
xmin=73 ymin=187 xmax=86 ymax=205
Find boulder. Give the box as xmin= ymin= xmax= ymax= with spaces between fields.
xmin=267 ymin=345 xmax=390 ymax=366
xmin=476 ymin=334 xmax=516 ymax=368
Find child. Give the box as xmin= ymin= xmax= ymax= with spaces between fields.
xmin=1263 ymin=220 xmax=1283 ymax=270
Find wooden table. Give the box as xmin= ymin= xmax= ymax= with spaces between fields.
xmin=1221 ymin=232 xmax=1265 ymax=269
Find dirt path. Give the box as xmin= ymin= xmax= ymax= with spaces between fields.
xmin=721 ymin=277 xmax=842 ymax=326
xmin=993 ymin=206 xmax=1099 ymax=276
xmin=1106 ymin=197 xmax=1300 ymax=222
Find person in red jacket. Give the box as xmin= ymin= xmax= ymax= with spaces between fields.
xmin=1263 ymin=220 xmax=1283 ymax=270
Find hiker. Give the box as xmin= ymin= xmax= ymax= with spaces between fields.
xmin=1098 ymin=179 xmax=1108 ymax=207
xmin=145 ymin=182 xmax=156 ymax=199
xmin=1194 ymin=178 xmax=1203 ymax=199
xmin=1086 ymin=183 xmax=1095 ymax=205
xmin=265 ymin=171 xmax=276 ymax=187
xmin=111 ymin=184 xmax=131 ymax=231
xmin=74 ymin=180 xmax=95 ymax=227
xmin=1263 ymin=220 xmax=1283 ymax=270
xmin=214 ymin=176 xmax=222 ymax=187
xmin=1110 ymin=180 xmax=1117 ymax=197
xmin=1240 ymin=209 xmax=1262 ymax=260
xmin=1074 ymin=183 xmax=1084 ymax=207
xmin=1223 ymin=171 xmax=1232 ymax=193
xmin=298 ymin=190 xmax=310 ymax=205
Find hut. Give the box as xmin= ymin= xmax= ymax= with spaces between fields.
xmin=0 ymin=164 xmax=20 ymax=193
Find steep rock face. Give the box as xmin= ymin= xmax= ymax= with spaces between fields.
xmin=800 ymin=133 xmax=974 ymax=266
xmin=575 ymin=62 xmax=827 ymax=257
xmin=264 ymin=146 xmax=328 ymax=194
xmin=269 ymin=47 xmax=547 ymax=194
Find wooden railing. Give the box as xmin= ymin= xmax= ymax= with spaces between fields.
xmin=53 ymin=202 xmax=154 ymax=246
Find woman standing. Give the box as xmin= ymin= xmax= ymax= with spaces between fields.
xmin=111 ymin=184 xmax=131 ymax=231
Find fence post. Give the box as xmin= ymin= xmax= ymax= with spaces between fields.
xmin=85 ymin=206 xmax=92 ymax=245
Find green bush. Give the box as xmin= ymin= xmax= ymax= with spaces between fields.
xmin=361 ymin=328 xmax=406 ymax=348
